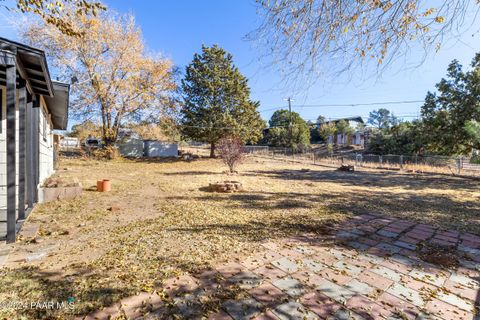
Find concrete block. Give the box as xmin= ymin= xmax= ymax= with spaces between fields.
xmin=38 ymin=186 xmax=83 ymax=203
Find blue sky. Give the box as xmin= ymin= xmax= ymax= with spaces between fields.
xmin=1 ymin=1 xmax=479 ymax=124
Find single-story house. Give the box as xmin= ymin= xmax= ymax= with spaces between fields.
xmin=0 ymin=38 xmax=69 ymax=242
xmin=323 ymin=116 xmax=366 ymax=147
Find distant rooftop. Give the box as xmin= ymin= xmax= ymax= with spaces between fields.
xmin=324 ymin=116 xmax=364 ymax=124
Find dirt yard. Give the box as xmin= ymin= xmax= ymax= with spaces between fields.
xmin=0 ymin=155 xmax=479 ymax=319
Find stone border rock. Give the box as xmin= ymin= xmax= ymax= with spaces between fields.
xmin=208 ymin=181 xmax=243 ymax=193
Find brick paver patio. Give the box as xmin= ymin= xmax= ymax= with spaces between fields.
xmin=84 ymin=214 xmax=480 ymax=319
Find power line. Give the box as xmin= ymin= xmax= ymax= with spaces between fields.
xmin=294 ymin=100 xmax=424 ymax=108
xmin=259 ymin=106 xmax=283 ymax=113
xmin=259 ymin=99 xmax=424 ymax=113
xmin=178 ymin=108 xmax=422 ymax=131
xmin=303 ymin=113 xmax=420 ymax=121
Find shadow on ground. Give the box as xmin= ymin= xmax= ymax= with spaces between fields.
xmin=242 ymin=168 xmax=480 ymax=191
xmin=2 ymin=165 xmax=479 ymax=319
xmin=0 ymin=265 xmax=133 ymax=319
xmin=166 ymin=187 xmax=480 ymax=234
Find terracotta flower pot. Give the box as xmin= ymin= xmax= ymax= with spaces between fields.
xmin=96 ymin=180 xmax=104 ymax=192
xmin=102 ymin=179 xmax=111 ymax=192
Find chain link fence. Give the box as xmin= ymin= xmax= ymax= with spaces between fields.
xmin=246 ymin=146 xmax=480 ymax=176
xmin=180 ymin=142 xmax=480 ymax=176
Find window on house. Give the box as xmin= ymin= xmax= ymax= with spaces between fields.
xmin=50 ymin=122 xmax=54 ymax=148
xmin=42 ymin=110 xmax=47 ymax=142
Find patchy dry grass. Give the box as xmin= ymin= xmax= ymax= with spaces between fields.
xmin=0 ymin=155 xmax=479 ymax=319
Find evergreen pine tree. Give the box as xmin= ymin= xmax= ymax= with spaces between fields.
xmin=181 ymin=45 xmax=265 ymax=157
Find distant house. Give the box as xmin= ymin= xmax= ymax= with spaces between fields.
xmin=0 ymin=38 xmax=70 ymax=242
xmin=323 ymin=116 xmax=366 ymax=147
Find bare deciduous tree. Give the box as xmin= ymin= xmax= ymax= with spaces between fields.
xmin=217 ymin=136 xmax=245 ymax=173
xmin=69 ymin=120 xmax=102 ymax=142
xmin=126 ymin=121 xmax=179 ymax=142
xmin=4 ymin=0 xmax=105 ymax=36
xmin=250 ymin=0 xmax=479 ymax=84
xmin=21 ymin=7 xmax=176 ymax=146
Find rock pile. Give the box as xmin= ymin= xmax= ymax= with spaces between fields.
xmin=337 ymin=164 xmax=355 ymax=172
xmin=208 ymin=181 xmax=243 ymax=193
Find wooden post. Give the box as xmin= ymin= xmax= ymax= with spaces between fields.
xmin=18 ymin=83 xmax=26 ymax=220
xmin=25 ymin=98 xmax=33 ymax=208
xmin=32 ymin=97 xmax=40 ymax=203
xmin=5 ymin=55 xmax=16 ymax=243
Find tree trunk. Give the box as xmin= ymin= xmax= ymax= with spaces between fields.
xmin=104 ymin=136 xmax=115 ymax=147
xmin=103 ymin=126 xmax=119 ymax=147
xmin=210 ymin=142 xmax=215 ymax=158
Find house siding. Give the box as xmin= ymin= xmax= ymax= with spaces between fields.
xmin=38 ymin=97 xmax=54 ymax=184
xmin=0 ymin=92 xmax=54 ymax=239
xmin=0 ymin=86 xmax=19 ymax=238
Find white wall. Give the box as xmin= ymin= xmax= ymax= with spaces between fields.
xmin=118 ymin=139 xmax=179 ymax=158
xmin=0 ymin=86 xmax=7 ymax=237
xmin=144 ymin=141 xmax=178 ymax=157
xmin=118 ymin=137 xmax=144 ymax=157
xmin=60 ymin=137 xmax=80 ymax=148
xmin=38 ymin=97 xmax=54 ymax=185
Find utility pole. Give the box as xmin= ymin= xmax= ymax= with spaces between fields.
xmin=284 ymin=97 xmax=294 ymax=154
